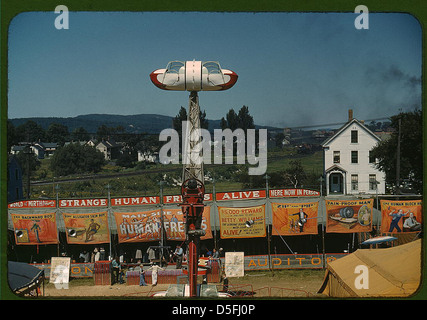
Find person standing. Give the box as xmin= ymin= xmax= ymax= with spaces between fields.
xmin=99 ymin=247 xmax=106 ymax=260
xmin=147 ymin=263 xmax=164 ymax=286
xmin=94 ymin=248 xmax=100 ymax=262
xmin=139 ymin=263 xmax=147 ymax=286
xmin=174 ymin=245 xmax=184 ymax=269
xmin=111 ymin=257 xmax=122 ymax=285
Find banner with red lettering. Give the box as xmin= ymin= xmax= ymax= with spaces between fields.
xmin=216 ymin=190 xmax=266 ymax=201
xmin=114 ymin=207 xmax=212 ymax=243
xmin=380 ymin=200 xmax=422 ymax=233
xmin=326 ymin=199 xmax=373 ymax=233
xmin=218 ymin=205 xmax=266 ymax=239
xmin=111 ymin=196 xmax=159 ymax=206
xmin=269 ymin=189 xmax=320 ymax=198
xmin=11 ymin=213 xmax=58 ymax=245
xmin=59 ymin=198 xmax=108 ymax=208
xmin=8 ymin=200 xmax=56 ymax=209
xmin=62 ymin=212 xmax=110 ymax=244
xmin=272 ymin=202 xmax=318 ymax=235
xmin=163 ymin=194 xmax=213 ymax=204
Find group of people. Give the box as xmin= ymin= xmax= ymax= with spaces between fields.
xmin=78 ymin=247 xmax=106 ymax=263
xmin=111 ymin=256 xmax=165 ymax=286
xmin=171 ymin=245 xmax=223 ymax=269
xmin=110 ymin=245 xmax=224 ymax=286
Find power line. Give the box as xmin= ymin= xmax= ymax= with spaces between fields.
xmin=281 ymin=117 xmax=392 ymax=130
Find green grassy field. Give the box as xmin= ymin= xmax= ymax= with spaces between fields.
xmin=28 ymin=147 xmax=323 ymax=199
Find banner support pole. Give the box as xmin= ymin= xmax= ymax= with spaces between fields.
xmin=107 ymin=184 xmax=112 ymax=260
xmin=265 ymin=174 xmax=272 ymax=271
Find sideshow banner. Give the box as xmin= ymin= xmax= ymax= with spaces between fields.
xmin=218 ymin=205 xmax=266 ymax=239
xmin=114 ymin=207 xmax=212 ymax=243
xmin=11 ymin=213 xmax=58 ymax=245
xmin=225 ymin=252 xmax=245 ymax=277
xmin=272 ymin=202 xmax=318 ymax=235
xmin=326 ymin=199 xmax=373 ymax=233
xmin=62 ymin=212 xmax=110 ymax=244
xmin=380 ymin=200 xmax=422 ymax=233
xmin=50 ymin=257 xmax=71 ymax=288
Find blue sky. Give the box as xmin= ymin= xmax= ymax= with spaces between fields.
xmin=8 ymin=11 xmax=422 ymax=128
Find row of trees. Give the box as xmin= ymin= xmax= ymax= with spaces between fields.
xmin=370 ymin=109 xmax=422 ymax=194
xmin=10 ymin=108 xmax=421 ymax=194
xmin=10 ymin=105 xmax=258 ymax=178
xmin=7 ymin=120 xmax=154 ymax=149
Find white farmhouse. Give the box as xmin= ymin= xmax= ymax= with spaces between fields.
xmin=322 ymin=110 xmax=386 ymax=196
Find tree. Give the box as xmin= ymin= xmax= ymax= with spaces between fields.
xmin=172 ymin=106 xmax=187 ymax=134
xmin=7 ymin=121 xmax=18 ymax=151
xmin=221 ymin=106 xmax=255 ymax=131
xmin=46 ymin=123 xmax=69 ymax=146
xmin=173 ymin=106 xmax=209 ymax=131
xmin=370 ymin=109 xmax=422 ymax=194
xmin=221 ymin=108 xmax=239 ymax=130
xmin=237 ymin=105 xmax=255 ymax=130
xmin=16 ymin=120 xmax=46 ymax=142
xmin=15 ymin=147 xmax=41 ymax=176
xmin=172 ymin=106 xmax=209 ymax=152
xmin=199 ymin=109 xmax=209 ymax=130
xmin=50 ymin=143 xmax=105 ymax=176
xmin=71 ymin=127 xmax=90 ymax=141
xmin=220 ymin=106 xmax=257 ymax=158
xmin=282 ymin=160 xmax=307 ymax=188
xmin=116 ymin=152 xmax=136 ymax=168
xmin=96 ymin=125 xmax=124 ymax=141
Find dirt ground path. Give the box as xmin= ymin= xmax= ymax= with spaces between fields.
xmin=43 ymin=270 xmax=326 ymax=298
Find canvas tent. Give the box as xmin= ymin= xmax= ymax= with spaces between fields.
xmin=318 ymin=239 xmax=422 ymax=297
xmin=8 ymin=261 xmax=45 ymax=297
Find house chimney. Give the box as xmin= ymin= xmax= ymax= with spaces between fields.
xmin=348 ymin=109 xmax=353 ymax=122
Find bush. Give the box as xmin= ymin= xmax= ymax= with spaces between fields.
xmin=50 ymin=143 xmax=105 ymax=176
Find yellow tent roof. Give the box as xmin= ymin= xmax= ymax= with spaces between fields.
xmin=319 ymin=239 xmax=422 ymax=297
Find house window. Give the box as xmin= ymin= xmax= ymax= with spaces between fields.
xmin=351 ymin=174 xmax=358 ymax=191
xmin=369 ymin=174 xmax=377 ymax=190
xmin=351 ymin=130 xmax=358 ymax=143
xmin=333 ymin=151 xmax=340 ymax=163
xmin=369 ymin=151 xmax=376 ymax=163
xmin=351 ymin=151 xmax=358 ymax=163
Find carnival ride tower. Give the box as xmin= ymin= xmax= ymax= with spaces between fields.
xmin=150 ymin=60 xmax=238 ymax=297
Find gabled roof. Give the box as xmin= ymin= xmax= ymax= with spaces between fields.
xmin=11 ymin=145 xmax=26 ymax=152
xmin=325 ymin=164 xmax=347 ymax=173
xmin=322 ymin=118 xmax=381 ymax=147
xmin=96 ymin=140 xmax=121 ymax=149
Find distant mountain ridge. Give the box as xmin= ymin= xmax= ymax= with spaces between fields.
xmin=10 ymin=113 xmax=281 ymax=134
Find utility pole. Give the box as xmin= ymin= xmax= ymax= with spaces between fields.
xmin=23 ymin=145 xmax=32 ymax=199
xmin=264 ymin=174 xmax=271 ymax=271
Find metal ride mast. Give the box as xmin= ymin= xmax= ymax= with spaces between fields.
xmin=150 ymin=60 xmax=238 ymax=297
xmin=180 ymin=90 xmax=206 ymax=297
